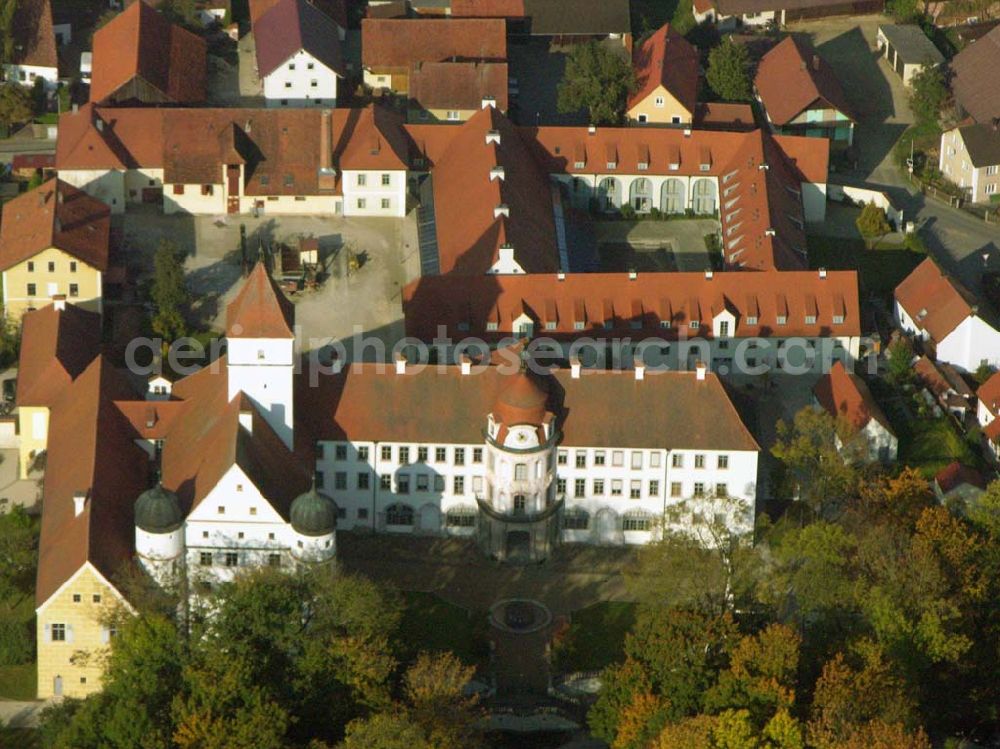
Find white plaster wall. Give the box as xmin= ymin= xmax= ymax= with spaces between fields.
xmin=341 ymin=170 xmax=407 ymax=217
xmin=227 ymin=338 xmax=295 ymax=449
xmin=164 ymin=184 xmax=227 ymax=215
xmin=240 ymin=194 xmax=340 ymax=215
xmin=938 ymin=316 xmax=1000 ymax=371
xmin=262 ymin=49 xmax=340 ymax=107
xmin=124 ymin=168 xmax=166 ymax=204
xmin=58 ymin=169 xmax=126 ymax=213
xmin=3 ymin=64 xmax=58 ymax=90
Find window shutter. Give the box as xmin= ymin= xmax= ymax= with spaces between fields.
xmin=100 ymin=627 xmax=110 ymax=645
xmin=43 ymin=623 xmax=51 ymax=642
xmin=66 ymin=624 xmax=74 ymax=643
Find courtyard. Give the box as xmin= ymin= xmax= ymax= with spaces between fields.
xmin=593 ymin=218 xmax=720 ymax=272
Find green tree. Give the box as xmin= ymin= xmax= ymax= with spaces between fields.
xmin=884 ymin=337 xmax=914 ymax=387
xmin=855 ymin=201 xmax=891 ymax=248
xmin=0 ymin=0 xmax=17 ymax=62
xmin=0 ymin=83 xmax=32 ymax=132
xmin=706 ymin=40 xmax=753 ymax=102
xmin=908 ymin=65 xmax=947 ymax=126
xmin=339 ymin=713 xmax=432 ymax=749
xmin=771 ymin=407 xmax=857 ymax=515
xmin=557 ymin=41 xmax=636 ymax=125
xmin=151 ymin=239 xmax=190 ymax=345
xmin=885 ymin=0 xmax=921 ymax=21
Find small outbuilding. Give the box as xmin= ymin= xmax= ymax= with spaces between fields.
xmin=876 ymin=24 xmax=944 ymax=86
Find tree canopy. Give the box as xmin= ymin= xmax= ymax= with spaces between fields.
xmin=150 ymin=239 xmax=190 ymax=346
xmin=706 ymin=40 xmax=753 ymax=102
xmin=557 ymin=41 xmax=637 ymax=125
xmin=908 ymin=65 xmax=947 ymax=126
xmin=0 ymin=83 xmax=32 ymax=131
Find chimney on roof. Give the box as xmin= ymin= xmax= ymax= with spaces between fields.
xmin=628 ymin=270 xmax=638 ymax=280
xmin=482 ymin=95 xmax=496 ymax=109
xmin=460 ymin=354 xmax=472 ymax=375
xmin=570 ymin=355 xmax=581 ymax=379
xmin=819 ymin=267 xmax=827 ymax=279
xmin=498 ymin=243 xmax=514 ymax=266
xmin=683 ymin=128 xmax=692 ymax=137
xmin=813 ymin=54 xmax=820 ymax=70
xmin=72 ymin=103 xmax=78 ymax=113
xmin=319 ymin=110 xmax=332 ymax=171
xmin=52 ymin=294 xmax=66 ymax=311
xmin=695 ymin=360 xmax=707 ymax=381
xmin=635 ymin=363 xmax=645 ymax=380
xmin=486 ymin=129 xmax=501 ymax=145
xmin=765 ymin=228 xmax=776 ymax=236
xmin=394 ymin=352 xmax=407 ymax=374
xmin=489 ymin=165 xmax=505 ymax=181
xmin=494 ymin=203 xmax=509 ymax=218
xmin=588 ymin=125 xmax=597 ymax=135
xmin=95 ymin=118 xmax=103 ymax=132
xmin=73 ymin=491 xmax=87 ymax=517
xmin=705 ymin=269 xmax=714 ymax=280
xmin=557 ymin=271 xmax=565 ymax=281
xmin=758 ymin=163 xmax=769 ymax=171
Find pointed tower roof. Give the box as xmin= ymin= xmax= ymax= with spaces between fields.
xmin=225 ymin=261 xmax=295 ymax=339
xmin=493 ymin=368 xmax=549 ymax=427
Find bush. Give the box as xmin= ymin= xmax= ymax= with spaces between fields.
xmin=0 ymin=616 xmax=32 ymax=667
xmin=620 ymin=203 xmax=637 ymax=220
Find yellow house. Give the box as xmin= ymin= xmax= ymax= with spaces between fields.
xmin=626 ymin=24 xmax=699 ymax=126
xmin=34 ymin=355 xmax=149 ymax=698
xmin=0 ymin=178 xmax=111 ymax=321
xmin=14 ymin=301 xmax=102 ymax=478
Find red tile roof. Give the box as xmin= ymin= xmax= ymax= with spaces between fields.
xmin=450 ymin=0 xmax=526 ymax=16
xmin=0 ymin=179 xmax=110 ymax=271
xmin=813 ymin=360 xmax=893 ymax=433
xmin=935 ymin=461 xmax=986 ymax=493
xmin=628 ymin=24 xmax=699 ymax=117
xmin=56 ymin=104 xmax=165 ymax=170
xmin=409 ymin=62 xmax=509 ymax=112
xmin=15 ymin=303 xmax=103 ymax=407
xmin=90 ymin=1 xmax=207 ymax=104
xmin=7 ymin=0 xmax=57 ymax=69
xmin=418 ymin=107 xmax=559 ymax=275
xmin=950 ymin=25 xmax=1000 ymax=124
xmin=754 ymin=36 xmax=854 ymax=126
xmin=253 ymin=0 xmax=345 ymax=78
xmin=12 ymin=154 xmax=56 ymax=170
xmin=297 ymin=362 xmax=760 ymax=452
xmin=694 ymin=102 xmax=756 ymax=131
xmin=361 ymin=18 xmax=507 ymax=68
xmin=977 ymin=370 xmax=1000 ymax=416
xmin=895 ymin=257 xmax=981 ymax=342
xmin=403 ymin=268 xmax=860 ymax=340
xmin=250 ymin=0 xmax=346 ymax=27
xmin=225 ymin=262 xmax=295 ymax=338
xmin=914 ymin=355 xmax=973 ymax=401
xmin=36 ymin=357 xmax=149 ymax=605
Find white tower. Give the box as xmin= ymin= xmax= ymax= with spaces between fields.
xmin=225 ymin=262 xmax=296 ymax=450
xmin=289 ymin=483 xmax=337 ymax=565
xmin=134 ymin=484 xmax=185 ymax=587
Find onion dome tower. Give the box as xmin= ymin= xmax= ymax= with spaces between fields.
xmin=134 ymin=483 xmax=185 ymax=586
xmin=478 ymin=366 xmax=562 ymax=563
xmin=289 ymin=482 xmax=337 ymax=564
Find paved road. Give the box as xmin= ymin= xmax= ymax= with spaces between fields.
xmin=0 ymin=699 xmax=48 ymax=728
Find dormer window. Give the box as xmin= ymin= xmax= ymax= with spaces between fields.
xmin=805 ymin=314 xmax=817 ymax=325
xmin=606 ymin=161 xmax=617 ymax=169
xmin=690 ymin=320 xmax=700 ymax=330
xmin=659 ymin=320 xmax=671 ymax=329
xmin=776 ymin=315 xmax=787 ymax=325
xmin=574 ymin=160 xmax=585 ymax=169
xmin=745 ymin=315 xmax=758 ymax=325
xmin=833 ymin=314 xmax=845 ymax=324
xmin=638 ymin=161 xmax=648 ymax=170
xmin=486 ymin=321 xmax=498 ymax=331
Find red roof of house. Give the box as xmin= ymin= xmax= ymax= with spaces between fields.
xmin=628 ymin=24 xmax=699 ymax=117
xmin=15 ymin=303 xmax=103 ymax=407
xmin=0 ymin=179 xmax=111 ymax=272
xmin=935 ymin=461 xmax=986 ymax=493
xmin=693 ymin=102 xmax=756 ymax=131
xmin=914 ymin=355 xmax=973 ymax=401
xmin=754 ymin=36 xmax=854 ymax=126
xmin=409 ymin=62 xmax=509 ymax=112
xmin=977 ymin=370 xmax=1000 ymax=416
xmin=403 ymin=268 xmax=860 ymax=340
xmin=450 ymin=0 xmax=526 ymax=17
xmin=361 ymin=18 xmax=507 ymax=68
xmin=8 ymin=0 xmax=57 ymax=69
xmin=250 ymin=0 xmax=346 ymax=27
xmin=253 ymin=0 xmax=345 ymax=78
xmin=90 ymin=0 xmax=207 ymax=104
xmin=813 ymin=360 xmax=893 ymax=433
xmin=895 ymin=257 xmax=981 ymax=343
xmin=11 ymin=154 xmax=55 ymax=170
xmin=226 ymin=262 xmax=295 ymax=338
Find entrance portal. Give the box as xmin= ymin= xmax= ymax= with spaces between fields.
xmin=506 ymin=530 xmax=531 ymax=562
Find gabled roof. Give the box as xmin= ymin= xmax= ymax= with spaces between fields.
xmin=250 ymin=0 xmax=346 ymax=27
xmin=6 ymin=0 xmax=57 ymax=69
xmin=90 ymin=0 xmax=207 ymax=104
xmin=15 ymin=303 xmax=103 ymax=407
xmin=935 ymin=461 xmax=986 ymax=494
xmin=895 ymin=257 xmax=984 ymax=342
xmin=403 ymin=268 xmax=861 ymax=340
xmin=419 ymin=106 xmax=560 ymax=275
xmin=878 ymin=24 xmax=944 ymax=66
xmin=813 ymin=361 xmax=893 ymax=434
xmin=409 ymin=62 xmax=509 ymax=112
xmin=297 ymin=363 xmax=759 ymax=452
xmin=977 ymin=370 xmax=1000 ymax=414
xmin=361 ymin=18 xmax=507 ymax=68
xmin=36 ymin=357 xmax=148 ymax=605
xmin=914 ymin=355 xmax=973 ymax=400
xmin=254 ymin=0 xmax=345 ymax=78
xmin=0 ymin=179 xmax=111 ymax=271
xmin=56 ymin=104 xmax=165 ymax=170
xmin=226 ymin=262 xmax=295 ymax=338
xmin=951 ymin=25 xmax=1000 ymax=124
xmin=628 ymin=24 xmax=699 ymax=117
xmin=331 ymin=105 xmax=410 ymax=171
xmin=754 ymin=36 xmax=854 ymax=126
xmin=956 ymin=122 xmax=1000 ymax=168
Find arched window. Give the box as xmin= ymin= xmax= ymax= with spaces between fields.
xmin=629 ymin=178 xmax=653 ymax=212
xmin=563 ymin=510 xmax=589 ymax=530
xmin=596 ymin=177 xmax=620 ymax=211
xmin=385 ymin=503 xmax=414 ymax=526
xmin=622 ymin=511 xmax=652 ymax=532
xmin=446 ymin=507 xmax=477 ymax=528
xmin=691 ymin=179 xmax=717 ymax=215
xmin=661 ymin=178 xmax=685 ymax=214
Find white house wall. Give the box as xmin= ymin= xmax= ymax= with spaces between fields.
xmin=123 ymin=168 xmax=165 ymax=204
xmin=262 ymin=49 xmax=340 ymax=108
xmin=57 ymin=169 xmax=126 ymax=213
xmin=341 ymin=169 xmax=407 ymax=217
xmin=164 ymin=183 xmax=227 ymax=215
xmin=938 ymin=316 xmax=1000 ymax=371
xmin=3 ymin=64 xmax=59 ymax=90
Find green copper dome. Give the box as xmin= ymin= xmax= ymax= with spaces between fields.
xmin=134 ymin=484 xmax=183 ymax=533
xmin=290 ymin=485 xmax=338 ymax=536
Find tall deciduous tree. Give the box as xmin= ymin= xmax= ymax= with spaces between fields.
xmin=557 ymin=41 xmax=636 ymax=125
xmin=706 ymin=40 xmax=753 ymax=102
xmin=908 ymin=65 xmax=947 ymax=126
xmin=772 ymin=407 xmax=857 ymax=515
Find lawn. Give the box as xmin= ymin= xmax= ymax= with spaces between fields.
xmin=807 ymin=235 xmax=925 ymax=300
xmin=398 ymin=591 xmax=490 ymax=669
xmin=552 ymin=601 xmax=636 ymax=673
xmin=897 ymin=415 xmax=982 ymax=479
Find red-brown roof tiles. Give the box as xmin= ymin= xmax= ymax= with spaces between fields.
xmin=90 ymin=0 xmax=207 ymax=105
xmin=895 ymin=257 xmax=980 ymax=342
xmin=813 ymin=360 xmax=893 ymax=433
xmin=977 ymin=370 xmax=1000 ymax=416
xmin=15 ymin=303 xmax=103 ymax=407
xmin=754 ymin=36 xmax=854 ymax=126
xmin=362 ymin=18 xmax=507 ymax=68
xmin=409 ymin=62 xmax=509 ymax=112
xmin=253 ymin=0 xmax=345 ymax=78
xmin=8 ymin=0 xmax=57 ymax=69
xmin=628 ymin=24 xmax=699 ymax=117
xmin=450 ymin=0 xmax=526 ymax=16
xmin=226 ymin=262 xmax=295 ymax=338
xmin=0 ymin=179 xmax=111 ymax=271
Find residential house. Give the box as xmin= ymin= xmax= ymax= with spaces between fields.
xmin=408 ymin=62 xmax=509 ymax=122
xmin=1 ymin=0 xmax=59 ymax=91
xmin=693 ymin=103 xmax=757 ymax=132
xmin=402 ymin=268 xmax=863 ymax=373
xmin=975 ymin=370 xmax=1000 ymax=458
xmin=939 ymin=122 xmax=1000 ymax=204
xmin=895 ymin=256 xmax=1000 ymax=371
xmin=253 ymin=0 xmax=346 ymax=108
xmin=250 ymin=0 xmax=347 ymax=30
xmin=813 ymin=360 xmax=897 ymax=462
xmin=0 ymin=179 xmax=110 ymax=320
xmin=754 ymin=36 xmax=855 ymax=147
xmin=361 ymin=18 xmax=507 ymax=96
xmin=914 ymin=354 xmax=974 ymax=420
xmin=55 ymin=104 xmax=409 ymax=218
xmin=90 ymin=0 xmax=207 ymax=105
xmin=933 ymin=462 xmax=986 ymax=505
xmin=693 ymin=0 xmax=884 ymax=29
xmin=949 ymin=25 xmax=1000 ymax=124
xmin=627 ymin=24 xmax=699 ymax=127
xmin=876 ymin=24 xmax=945 ymax=87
